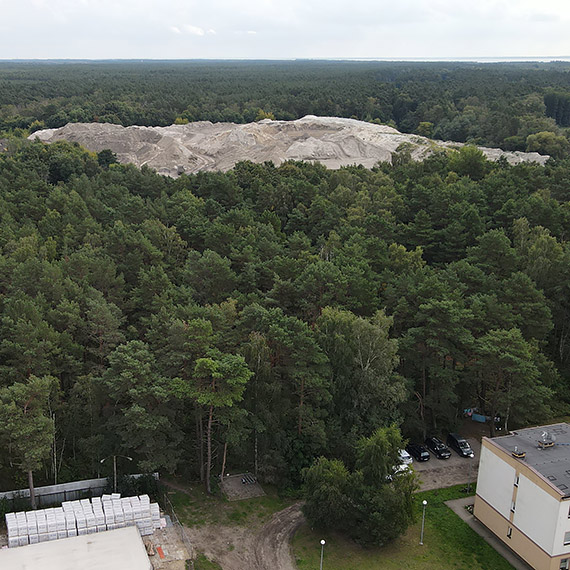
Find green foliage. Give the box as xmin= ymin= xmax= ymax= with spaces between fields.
xmin=1 ymin=61 xmax=570 ymax=158
xmin=316 ymin=308 xmax=405 ymax=463
xmin=448 ymin=146 xmax=488 ymax=180
xmin=0 ymin=375 xmax=56 ymax=473
xmin=195 ymin=553 xmax=223 ymax=570
xmin=526 ymin=131 xmax=570 ymax=159
xmin=303 ymin=427 xmax=416 ymax=546
xmin=97 ymin=149 xmax=118 ymax=168
xmin=0 ymin=114 xmax=568 ymax=490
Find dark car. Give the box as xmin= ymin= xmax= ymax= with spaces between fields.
xmin=406 ymin=443 xmax=430 ymax=461
xmin=447 ymin=433 xmax=475 ymax=458
xmin=424 ymin=436 xmax=451 ymax=459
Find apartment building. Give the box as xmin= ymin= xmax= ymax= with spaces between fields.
xmin=474 ymin=423 xmax=570 ymax=570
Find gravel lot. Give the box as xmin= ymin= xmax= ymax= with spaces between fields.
xmin=414 ymin=436 xmax=481 ymax=490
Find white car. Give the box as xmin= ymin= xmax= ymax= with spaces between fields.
xmin=386 ymin=462 xmax=410 ymax=482
xmin=399 ymin=449 xmax=413 ymax=465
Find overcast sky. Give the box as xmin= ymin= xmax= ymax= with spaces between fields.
xmin=0 ymin=0 xmax=568 ymax=60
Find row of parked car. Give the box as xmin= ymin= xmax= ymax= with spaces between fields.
xmin=400 ymin=433 xmax=475 ymax=464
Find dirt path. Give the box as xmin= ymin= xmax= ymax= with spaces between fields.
xmin=185 ymin=502 xmax=304 ymax=570
xmin=253 ymin=503 xmax=305 ymax=570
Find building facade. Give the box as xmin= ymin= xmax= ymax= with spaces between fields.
xmin=474 ymin=423 xmax=570 ymax=570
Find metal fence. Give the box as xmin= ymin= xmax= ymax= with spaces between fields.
xmin=0 ymin=473 xmax=158 ymax=511
xmin=159 ymin=485 xmax=194 ymax=568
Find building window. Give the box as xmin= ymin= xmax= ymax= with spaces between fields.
xmin=511 ymin=501 xmax=516 ymax=513
xmin=564 ymin=532 xmax=570 ymax=546
xmin=514 ymin=474 xmax=519 ymax=487
xmin=560 ymin=559 xmax=569 ymax=570
xmin=507 ymin=527 xmax=512 ymax=539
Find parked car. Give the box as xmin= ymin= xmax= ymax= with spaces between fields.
xmin=399 ymin=449 xmax=413 ymax=465
xmin=447 ymin=433 xmax=475 ymax=457
xmin=424 ymin=436 xmax=451 ymax=459
xmin=406 ymin=443 xmax=430 ymax=461
xmin=386 ymin=462 xmax=410 ymax=482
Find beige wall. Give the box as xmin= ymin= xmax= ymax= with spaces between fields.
xmin=475 ymin=438 xmax=570 ymax=569
xmin=475 ymin=496 xmax=552 ymax=570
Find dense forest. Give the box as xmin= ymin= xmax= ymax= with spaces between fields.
xmin=1 ymin=131 xmax=570 ymax=499
xmin=1 ymin=62 xmax=570 ymax=506
xmin=0 ymin=61 xmax=570 ymax=156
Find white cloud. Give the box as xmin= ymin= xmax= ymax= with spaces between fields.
xmin=0 ymin=0 xmax=568 ymax=58
xmin=184 ymin=25 xmax=205 ymax=36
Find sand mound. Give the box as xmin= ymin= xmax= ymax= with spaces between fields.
xmin=30 ymin=116 xmax=548 ymax=177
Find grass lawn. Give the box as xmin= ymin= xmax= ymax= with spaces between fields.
xmin=292 ymin=485 xmax=514 ymax=570
xmin=193 ymin=553 xmax=223 ymax=570
xmin=164 ymin=481 xmax=295 ymax=528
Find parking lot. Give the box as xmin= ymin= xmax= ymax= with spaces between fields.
xmin=413 ymin=436 xmax=480 ymax=490
xmin=408 ymin=419 xmax=491 ymax=492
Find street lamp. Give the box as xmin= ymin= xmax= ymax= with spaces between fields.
xmin=420 ymin=500 xmax=427 ymax=545
xmin=320 ymin=539 xmax=326 ymax=570
xmin=100 ymin=455 xmax=133 ymax=493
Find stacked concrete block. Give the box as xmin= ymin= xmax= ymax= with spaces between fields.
xmin=5 ymin=493 xmax=163 ymax=547
xmin=25 ymin=511 xmax=38 ymax=545
xmin=102 ymin=495 xmax=115 ymax=530
xmin=151 ymin=503 xmax=161 ymax=530
xmin=62 ymin=502 xmax=77 ymax=538
xmin=6 ymin=513 xmax=19 ymax=548
xmin=45 ymin=508 xmax=58 ymax=542
xmin=112 ymin=496 xmax=125 ymax=528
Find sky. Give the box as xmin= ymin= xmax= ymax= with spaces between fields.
xmin=0 ymin=0 xmax=569 ymax=60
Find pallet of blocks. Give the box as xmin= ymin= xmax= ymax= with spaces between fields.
xmin=4 ymin=493 xmax=164 ymax=547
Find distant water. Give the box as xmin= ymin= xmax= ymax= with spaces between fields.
xmin=332 ymin=57 xmax=570 ymax=63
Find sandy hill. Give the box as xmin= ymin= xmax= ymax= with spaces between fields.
xmin=30 ymin=116 xmax=548 ymax=177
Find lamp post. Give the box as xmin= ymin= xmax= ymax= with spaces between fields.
xmin=420 ymin=500 xmax=427 ymax=545
xmin=100 ymin=455 xmax=133 ymax=493
xmin=320 ymin=539 xmax=326 ymax=570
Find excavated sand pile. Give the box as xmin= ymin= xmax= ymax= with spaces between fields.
xmin=30 ymin=115 xmax=548 ymax=177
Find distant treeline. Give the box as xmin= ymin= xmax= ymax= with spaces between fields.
xmin=1 ymin=60 xmax=570 ymax=155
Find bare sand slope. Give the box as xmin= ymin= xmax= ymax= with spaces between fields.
xmin=30 ymin=115 xmax=548 ymax=177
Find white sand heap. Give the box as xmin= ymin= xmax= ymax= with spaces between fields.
xmin=30 ymin=115 xmax=549 ymax=177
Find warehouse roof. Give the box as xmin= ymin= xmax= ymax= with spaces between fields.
xmin=0 ymin=526 xmax=151 ymax=570
xmin=490 ymin=423 xmax=570 ymax=496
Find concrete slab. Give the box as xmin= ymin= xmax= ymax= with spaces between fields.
xmin=0 ymin=525 xmax=151 ymax=570
xmin=220 ymin=474 xmax=265 ymax=501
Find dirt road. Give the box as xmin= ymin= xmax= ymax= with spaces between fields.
xmin=186 ymin=503 xmax=304 ymax=570
xmin=253 ymin=503 xmax=305 ymax=570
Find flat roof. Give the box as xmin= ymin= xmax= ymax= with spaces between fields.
xmin=0 ymin=526 xmax=151 ymax=570
xmin=490 ymin=423 xmax=570 ymax=495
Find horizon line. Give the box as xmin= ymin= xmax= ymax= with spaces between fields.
xmin=0 ymin=56 xmax=569 ymax=63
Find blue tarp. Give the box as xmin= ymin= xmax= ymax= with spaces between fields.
xmin=471 ymin=413 xmax=488 ymax=423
